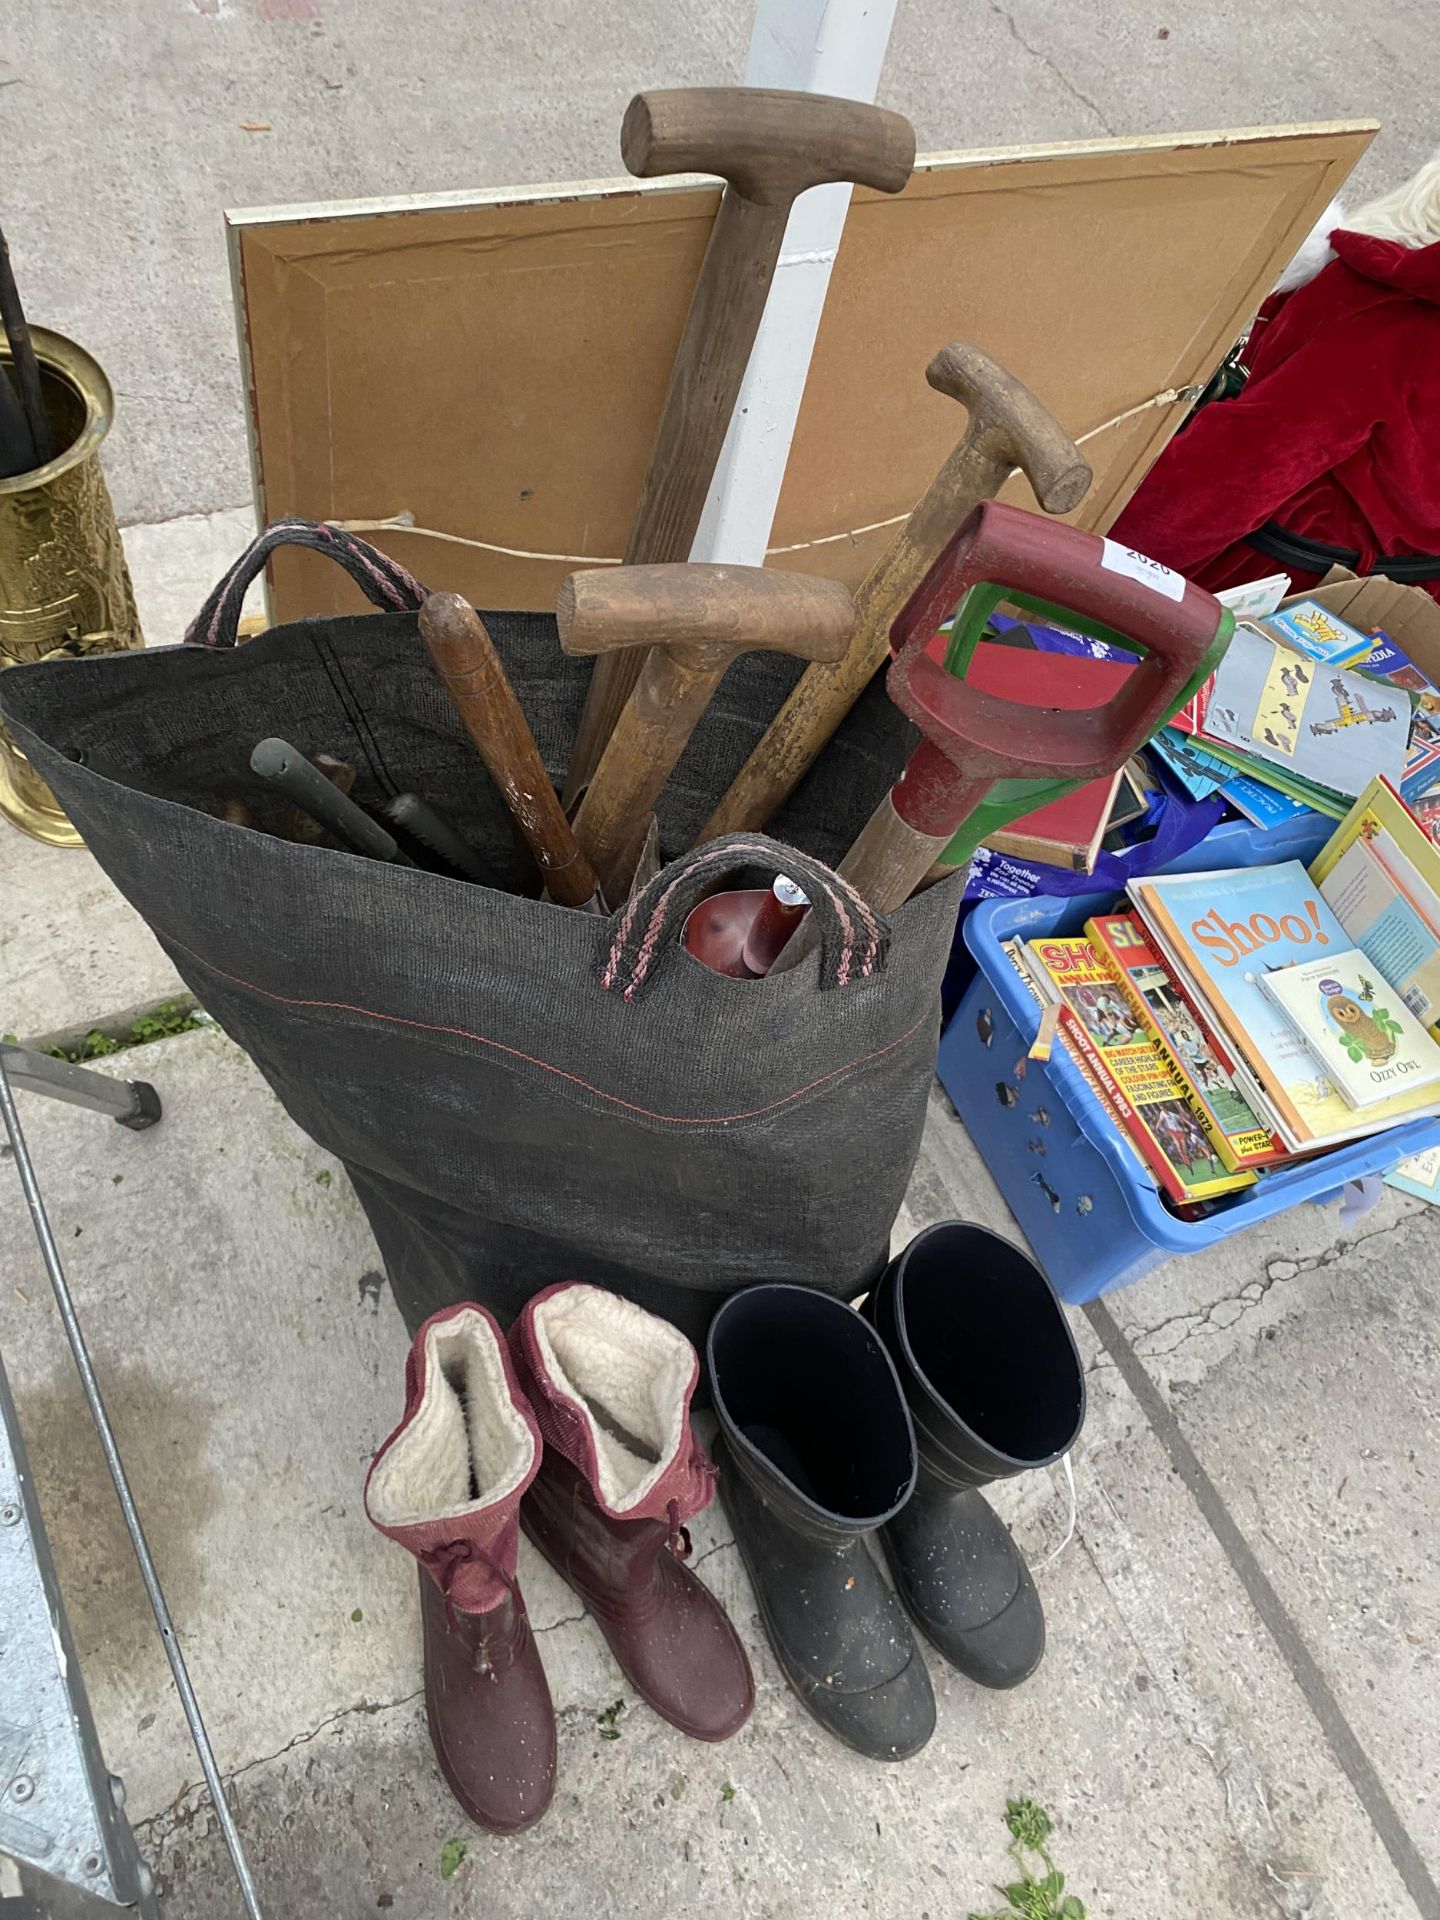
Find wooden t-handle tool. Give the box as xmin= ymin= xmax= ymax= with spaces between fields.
xmin=560 ymin=86 xmax=915 ymax=805
xmin=697 ymin=343 xmax=1091 ymax=843
xmin=418 ymin=592 xmax=602 ymax=911
xmin=559 ymin=564 xmax=853 ymax=903
xmin=770 ymin=501 xmax=1233 ymax=971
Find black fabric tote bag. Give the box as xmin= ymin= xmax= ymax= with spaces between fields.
xmin=0 ymin=520 xmax=962 ymax=1347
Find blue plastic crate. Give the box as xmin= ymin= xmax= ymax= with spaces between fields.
xmin=937 ymin=817 xmax=1440 ymax=1302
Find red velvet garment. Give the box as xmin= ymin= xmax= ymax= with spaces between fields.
xmin=1110 ymin=230 xmax=1440 ymax=605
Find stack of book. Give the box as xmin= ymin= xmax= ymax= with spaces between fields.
xmin=1003 ymin=775 xmax=1440 ymax=1211
xmin=1155 ymin=588 xmax=1440 ymax=835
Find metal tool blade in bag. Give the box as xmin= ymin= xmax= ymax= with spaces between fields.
xmin=384 ymin=793 xmax=490 ymax=883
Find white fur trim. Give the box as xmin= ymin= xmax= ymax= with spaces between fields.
xmin=367 ymin=1307 xmax=535 ymax=1527
xmin=1273 ymin=195 xmax=1344 ymax=294
xmin=531 ymin=1285 xmax=694 ymax=1513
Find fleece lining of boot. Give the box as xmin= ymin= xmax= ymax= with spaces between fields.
xmin=530 ymin=1285 xmax=693 ymax=1513
xmin=368 ymin=1307 xmax=535 ymax=1526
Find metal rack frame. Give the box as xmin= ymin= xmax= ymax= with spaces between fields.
xmin=0 ymin=1045 xmax=263 ymax=1917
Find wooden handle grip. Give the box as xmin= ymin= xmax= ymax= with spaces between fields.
xmin=925 ymin=344 xmax=1090 ymax=514
xmin=558 ymin=563 xmax=853 ymax=665
xmin=622 ymin=89 xmax=915 ymax=207
xmin=419 ymin=593 xmax=600 ymax=909
xmin=696 ymin=345 xmax=1090 ymax=842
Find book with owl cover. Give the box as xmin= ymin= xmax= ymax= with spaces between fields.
xmin=1130 ymin=860 xmax=1440 ymax=1150
xmin=1258 ymin=952 xmax=1440 ymax=1111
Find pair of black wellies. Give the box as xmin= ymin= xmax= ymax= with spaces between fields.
xmin=708 ymin=1221 xmax=1084 ymax=1760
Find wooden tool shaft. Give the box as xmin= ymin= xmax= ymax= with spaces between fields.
xmin=560 ymin=562 xmax=854 ymax=899
xmin=419 ymin=594 xmax=600 ymax=910
xmin=697 ymin=346 xmax=1090 ymax=842
xmin=697 ymin=440 xmax=1013 ymax=842
xmin=562 ymin=87 xmax=916 ymax=805
xmin=562 ymin=193 xmax=786 ymax=800
xmin=573 ymin=651 xmax=721 ymax=897
xmin=767 ymin=793 xmax=952 ymax=977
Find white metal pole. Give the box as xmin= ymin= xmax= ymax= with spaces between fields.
xmin=689 ymin=0 xmax=900 ymax=566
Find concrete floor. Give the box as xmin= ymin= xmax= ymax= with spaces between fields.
xmin=4 ymin=988 xmax=1438 ymax=1919
xmin=3 ymin=3 xmax=1440 ymax=1915
xmin=1 ymin=0 xmax=1435 ymax=530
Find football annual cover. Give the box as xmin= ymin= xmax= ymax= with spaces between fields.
xmin=1086 ymin=912 xmax=1283 ymax=1170
xmin=1025 ymin=935 xmax=1253 ymax=1203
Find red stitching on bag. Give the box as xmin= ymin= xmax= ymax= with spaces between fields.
xmin=159 ymin=927 xmax=929 ymax=1127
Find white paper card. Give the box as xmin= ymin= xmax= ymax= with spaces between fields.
xmin=1100 ymin=538 xmax=1186 ymax=602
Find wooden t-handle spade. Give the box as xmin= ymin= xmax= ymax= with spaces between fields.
xmin=560 ymin=87 xmax=915 ymax=806
xmin=698 ymin=343 xmax=1092 ymax=843
xmin=418 ymin=593 xmax=602 ymax=911
xmin=560 ymin=564 xmax=853 ymax=902
xmin=770 ymin=502 xmax=1234 ymax=972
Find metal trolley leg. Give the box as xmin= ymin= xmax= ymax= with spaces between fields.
xmin=0 ymin=1054 xmax=263 ymax=1918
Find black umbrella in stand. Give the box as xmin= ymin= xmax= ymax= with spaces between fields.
xmin=0 ymin=220 xmax=53 ymax=477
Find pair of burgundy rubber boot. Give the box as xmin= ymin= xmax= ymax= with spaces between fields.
xmin=364 ymin=1284 xmax=753 ymax=1835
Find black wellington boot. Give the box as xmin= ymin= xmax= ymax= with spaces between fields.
xmin=708 ymin=1285 xmax=935 ymax=1762
xmin=862 ymin=1222 xmax=1084 ymax=1689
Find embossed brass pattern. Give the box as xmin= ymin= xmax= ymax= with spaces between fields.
xmin=0 ymin=328 xmax=141 ymax=846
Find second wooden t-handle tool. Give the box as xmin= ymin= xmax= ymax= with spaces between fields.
xmin=559 ymin=564 xmax=853 ymax=903
xmin=418 ymin=592 xmax=602 ymax=912
xmin=770 ymin=501 xmax=1235 ymax=972
xmin=697 ymin=342 xmax=1091 ymax=843
xmin=561 ymin=85 xmax=915 ymax=805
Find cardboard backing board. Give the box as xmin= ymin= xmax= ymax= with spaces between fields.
xmin=228 ymin=122 xmax=1373 ymax=625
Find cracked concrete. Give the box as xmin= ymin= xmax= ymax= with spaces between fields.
xmin=986 ymin=0 xmax=1116 ymax=135
xmin=2 ymin=0 xmax=1434 ymax=525
xmin=0 ymin=1015 xmax=1433 ymax=1915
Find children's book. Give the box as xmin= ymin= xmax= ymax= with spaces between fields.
xmin=1162 ymin=578 xmax=1293 ymax=732
xmin=1354 ymin=629 xmax=1440 ymax=838
xmin=1148 ymin=728 xmax=1228 ymax=800
xmin=1258 ymin=600 xmax=1377 ymax=667
xmin=1190 ymin=735 xmax=1349 ymax=818
xmin=1024 ymin=934 xmax=1253 ymax=1202
xmin=1086 ymin=912 xmax=1283 ymax=1169
xmin=1129 ymin=860 xmax=1440 ymax=1150
xmin=1309 ymin=777 xmax=1440 ymax=1036
xmin=1220 ymin=773 xmax=1323 ymax=831
xmin=1259 ymin=949 xmax=1440 ymax=1110
xmin=1200 ymin=623 xmax=1412 ymax=800
xmin=1385 ymin=1144 xmax=1440 ymax=1205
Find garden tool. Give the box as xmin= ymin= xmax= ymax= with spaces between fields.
xmin=276 ymin=751 xmax=355 ymax=845
xmin=682 ymin=873 xmax=809 ymax=977
xmin=707 ymin=1284 xmax=934 ymax=1762
xmin=697 ymin=342 xmax=1092 ymax=843
xmin=561 ymin=85 xmax=915 ymax=804
xmin=365 ymin=1302 xmax=554 ymax=1835
xmin=770 ymin=500 xmax=1233 ymax=972
xmin=511 ymin=1282 xmax=753 ymax=1743
xmin=559 ymin=563 xmax=853 ymax=901
xmin=861 ymin=1222 xmax=1084 ymax=1687
xmin=419 ymin=591 xmax=602 ymax=911
xmin=384 ymin=792 xmax=489 ymax=883
xmin=250 ymin=737 xmax=416 ymax=865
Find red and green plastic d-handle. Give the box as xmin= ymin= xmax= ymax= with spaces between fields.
xmin=804 ymin=500 xmax=1232 ymax=938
